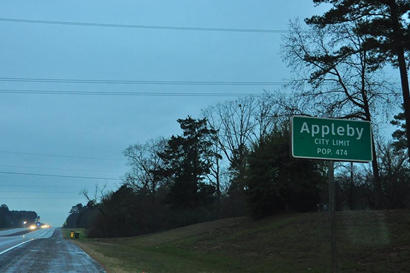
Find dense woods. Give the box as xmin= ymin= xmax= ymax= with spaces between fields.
xmin=0 ymin=204 xmax=38 ymax=228
xmin=63 ymin=93 xmax=409 ymax=237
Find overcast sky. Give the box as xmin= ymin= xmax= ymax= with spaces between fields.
xmin=0 ymin=1 xmax=399 ymax=226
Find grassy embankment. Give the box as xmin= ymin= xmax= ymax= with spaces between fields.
xmin=63 ymin=210 xmax=410 ymax=273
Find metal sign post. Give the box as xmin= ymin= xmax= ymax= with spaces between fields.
xmin=290 ymin=116 xmax=373 ymax=273
xmin=328 ymin=161 xmax=337 ymax=273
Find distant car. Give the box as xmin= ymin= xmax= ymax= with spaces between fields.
xmin=29 ymin=224 xmax=37 ymax=230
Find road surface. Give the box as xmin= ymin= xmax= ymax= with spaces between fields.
xmin=0 ymin=228 xmax=28 ymax=236
xmin=0 ymin=227 xmax=105 ymax=272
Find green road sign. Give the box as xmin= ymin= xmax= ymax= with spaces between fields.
xmin=291 ymin=116 xmax=372 ymax=162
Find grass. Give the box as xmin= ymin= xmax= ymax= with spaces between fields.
xmin=63 ymin=210 xmax=410 ymax=273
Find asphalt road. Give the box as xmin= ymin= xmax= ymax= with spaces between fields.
xmin=0 ymin=228 xmax=28 ymax=236
xmin=0 ymin=227 xmax=105 ymax=273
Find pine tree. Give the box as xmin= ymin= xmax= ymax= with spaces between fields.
xmin=391 ymin=108 xmax=407 ymax=153
xmin=157 ymin=117 xmax=219 ymax=208
xmin=307 ymin=0 xmax=410 ymax=158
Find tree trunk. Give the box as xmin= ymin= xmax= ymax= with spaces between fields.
xmin=362 ymin=83 xmax=382 ymax=209
xmin=216 ymin=155 xmax=221 ymax=199
xmin=371 ymin=134 xmax=383 ymax=209
xmin=396 ymin=47 xmax=410 ymax=159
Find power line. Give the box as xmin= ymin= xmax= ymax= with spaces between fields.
xmin=0 ymin=171 xmax=121 ymax=181
xmin=0 ymin=89 xmax=261 ymax=97
xmin=0 ymin=183 xmax=113 ymax=188
xmin=0 ymin=163 xmax=121 ymax=176
xmin=0 ymin=190 xmax=80 ymax=194
xmin=0 ymin=77 xmax=286 ymax=86
xmin=0 ymin=197 xmax=83 ymax=200
xmin=0 ymin=150 xmax=120 ymax=161
xmin=0 ymin=17 xmax=287 ymax=33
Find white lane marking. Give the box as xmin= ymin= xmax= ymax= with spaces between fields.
xmin=0 ymin=239 xmax=33 ymax=255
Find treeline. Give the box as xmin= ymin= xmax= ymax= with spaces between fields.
xmin=336 ymin=140 xmax=410 ymax=210
xmin=64 ymin=100 xmax=328 ymax=237
xmin=0 ymin=204 xmax=38 ymax=228
xmin=64 ymin=93 xmax=409 ymax=238
xmin=63 ymin=201 xmax=99 ymax=229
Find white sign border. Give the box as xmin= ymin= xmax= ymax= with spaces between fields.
xmin=291 ymin=115 xmax=373 ymax=163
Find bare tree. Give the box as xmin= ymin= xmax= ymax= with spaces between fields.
xmin=82 ymin=184 xmax=108 ymax=204
xmin=123 ymin=138 xmax=167 ymax=196
xmin=205 ymin=139 xmax=223 ymax=198
xmin=202 ymin=96 xmax=258 ymax=188
xmin=82 ymin=184 xmax=108 ymax=216
xmin=283 ymin=20 xmax=399 ymax=208
xmin=202 ymin=93 xmax=294 ymax=190
xmin=377 ymin=141 xmax=410 ymax=209
xmin=283 ymin=21 xmax=398 ymax=118
xmin=252 ymin=92 xmax=287 ymax=143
